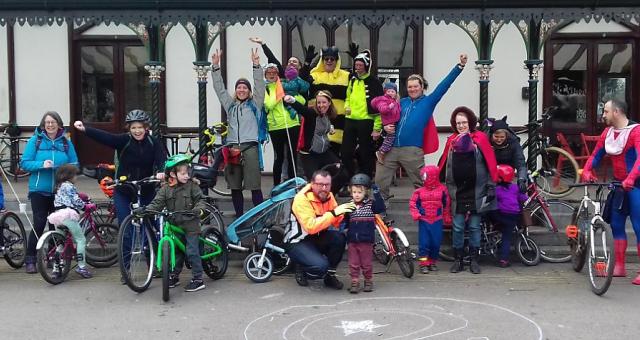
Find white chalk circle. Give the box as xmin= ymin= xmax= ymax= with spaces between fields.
xmin=244 ymin=297 xmax=543 ymax=340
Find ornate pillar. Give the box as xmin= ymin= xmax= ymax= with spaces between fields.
xmin=194 ymin=61 xmax=211 ymax=151
xmin=144 ymin=61 xmax=165 ymax=135
xmin=475 ymin=60 xmax=493 ymax=131
xmin=524 ymin=59 xmax=543 ymax=171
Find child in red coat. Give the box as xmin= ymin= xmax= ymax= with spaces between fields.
xmin=409 ymin=165 xmax=451 ymax=274
xmin=371 ymin=82 xmax=401 ymax=163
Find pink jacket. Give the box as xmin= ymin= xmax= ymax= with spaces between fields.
xmin=371 ymin=95 xmax=400 ymax=126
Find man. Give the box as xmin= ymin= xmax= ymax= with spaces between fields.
xmin=285 ymin=170 xmax=356 ymax=289
xmin=342 ymin=49 xmax=383 ymax=179
xmin=375 ymin=53 xmax=468 ymax=199
xmin=582 ymin=99 xmax=640 ymax=285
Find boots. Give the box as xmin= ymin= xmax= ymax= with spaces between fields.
xmin=449 ymin=249 xmax=464 ymax=273
xmin=294 ymin=265 xmax=308 ymax=287
xmin=633 ymin=245 xmax=640 ymax=285
xmin=25 ymin=255 xmax=37 ymax=274
xmin=469 ymin=247 xmax=481 ymax=274
xmin=613 ymin=239 xmax=627 ymax=277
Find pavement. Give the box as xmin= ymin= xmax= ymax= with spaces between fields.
xmin=1 ymin=259 xmax=640 ymax=339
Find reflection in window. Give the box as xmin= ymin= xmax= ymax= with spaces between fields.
xmin=291 ymin=23 xmax=327 ymax=62
xmin=334 ymin=20 xmax=370 ymax=69
xmin=378 ymin=23 xmax=415 ymax=97
xmin=550 ymin=43 xmax=588 ymax=129
xmin=123 ymin=46 xmax=151 ymax=114
xmin=80 ymin=46 xmax=115 ymax=123
xmin=598 ymin=43 xmax=632 ymax=74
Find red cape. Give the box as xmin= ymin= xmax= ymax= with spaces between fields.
xmin=437 ymin=130 xmax=498 ymax=183
xmin=422 ymin=117 xmax=439 ymax=154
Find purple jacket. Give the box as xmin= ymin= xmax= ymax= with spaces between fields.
xmin=496 ymin=183 xmax=527 ymax=215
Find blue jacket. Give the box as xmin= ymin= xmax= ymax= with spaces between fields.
xmin=20 ymin=128 xmax=79 ymax=194
xmin=395 ymin=65 xmax=462 ymax=148
xmin=343 ymin=186 xmax=386 ymax=243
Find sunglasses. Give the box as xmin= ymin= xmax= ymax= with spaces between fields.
xmin=323 ymin=57 xmax=336 ymax=62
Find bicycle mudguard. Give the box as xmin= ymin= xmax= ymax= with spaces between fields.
xmin=391 ymin=228 xmax=410 ymax=248
xmin=35 ymin=230 xmax=66 ymax=250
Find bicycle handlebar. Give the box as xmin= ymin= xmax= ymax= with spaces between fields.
xmin=108 ymin=176 xmax=161 ymax=189
xmin=143 ymin=209 xmax=198 ymax=218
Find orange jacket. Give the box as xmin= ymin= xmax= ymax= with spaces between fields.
xmin=291 ymin=184 xmax=343 ymax=234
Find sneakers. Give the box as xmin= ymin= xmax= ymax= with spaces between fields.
xmin=363 ymin=280 xmax=373 ymax=292
xmin=184 ymin=279 xmax=205 ymax=292
xmin=295 ymin=267 xmax=309 ymax=287
xmin=375 ymin=151 xmax=385 ymax=164
xmin=75 ymin=266 xmax=93 ymax=279
xmin=420 ymin=265 xmax=430 ymax=274
xmin=323 ymin=272 xmax=344 ymax=290
xmin=498 ymin=260 xmax=510 ymax=268
xmin=429 ymin=263 xmax=439 ymax=272
xmin=169 ymin=275 xmax=180 ymax=288
xmin=25 ymin=256 xmax=37 ymax=274
xmin=349 ymin=280 xmax=359 ymax=294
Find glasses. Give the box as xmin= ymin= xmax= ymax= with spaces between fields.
xmin=44 ymin=121 xmax=58 ymax=126
xmin=323 ymin=57 xmax=336 ymax=62
xmin=312 ymin=182 xmax=331 ymax=189
xmin=456 ymin=121 xmax=469 ymax=126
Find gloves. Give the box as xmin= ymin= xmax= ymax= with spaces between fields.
xmin=78 ymin=192 xmax=90 ymax=202
xmin=304 ymin=45 xmax=317 ymax=64
xmin=388 ymin=103 xmax=395 ymax=110
xmin=581 ymin=169 xmax=598 ymax=183
xmin=83 ymin=203 xmax=96 ymax=212
xmin=332 ymin=202 xmax=357 ymax=216
xmin=133 ymin=207 xmax=146 ymax=216
xmin=371 ymin=183 xmax=380 ymax=194
xmin=347 ymin=42 xmax=359 ymax=59
xmin=622 ymin=177 xmax=635 ymax=191
xmin=517 ymin=178 xmax=528 ymax=194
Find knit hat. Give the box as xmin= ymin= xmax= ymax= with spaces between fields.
xmin=353 ymin=50 xmax=371 ymax=73
xmin=488 ymin=116 xmax=510 ymax=134
xmin=384 ymin=82 xmax=398 ymax=92
xmin=235 ymin=78 xmax=252 ymax=92
xmin=452 ymin=133 xmax=475 ymax=153
xmin=284 ymin=65 xmax=298 ymax=81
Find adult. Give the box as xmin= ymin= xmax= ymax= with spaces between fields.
xmin=284 ymin=169 xmax=356 ymax=289
xmin=303 ymin=46 xmax=350 ymax=156
xmin=342 ymin=49 xmax=383 ymax=178
xmin=438 ymin=106 xmax=498 ymax=274
xmin=489 ymin=116 xmax=528 ymax=193
xmin=375 ymin=53 xmax=468 ymax=199
xmin=286 ymin=91 xmax=339 ymax=183
xmin=74 ymin=109 xmax=166 ymax=224
xmin=582 ymin=99 xmax=640 ymax=285
xmin=210 ymin=48 xmax=265 ymax=217
xmin=250 ymin=37 xmax=308 ymax=185
xmin=20 ymin=111 xmax=79 ymax=273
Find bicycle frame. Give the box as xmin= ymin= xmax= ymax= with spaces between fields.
xmin=374 ymin=215 xmax=410 ymax=258
xmin=523 ymin=173 xmax=561 ymax=233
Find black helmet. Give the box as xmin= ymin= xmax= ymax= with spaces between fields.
xmin=125 ymin=109 xmax=150 ymax=124
xmin=349 ymin=173 xmax=371 ymax=187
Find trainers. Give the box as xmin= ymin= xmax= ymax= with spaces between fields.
xmin=420 ymin=265 xmax=430 ymax=274
xmin=498 ymin=260 xmax=510 ymax=268
xmin=429 ymin=263 xmax=439 ymax=272
xmin=75 ymin=266 xmax=93 ymax=279
xmin=295 ymin=268 xmax=309 ymax=287
xmin=323 ymin=273 xmax=344 ymax=290
xmin=349 ymin=280 xmax=359 ymax=294
xmin=363 ymin=280 xmax=374 ymax=292
xmin=375 ymin=151 xmax=385 ymax=164
xmin=168 ymin=275 xmax=180 ymax=288
xmin=184 ymin=279 xmax=205 ymax=292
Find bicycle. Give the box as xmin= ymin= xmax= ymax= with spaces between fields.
xmin=522 ymin=170 xmax=576 ymax=263
xmin=372 ymin=215 xmax=415 ymax=278
xmin=35 ymin=202 xmax=119 ymax=284
xmin=566 ymin=182 xmax=617 ymax=296
xmin=517 ymin=106 xmax=580 ymax=198
xmin=0 ymin=211 xmax=27 ymax=268
xmin=0 ymin=124 xmax=30 ymax=179
xmin=181 ymin=123 xmax=231 ymax=197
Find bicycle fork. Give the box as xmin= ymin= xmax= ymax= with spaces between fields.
xmin=156 ymin=237 xmax=177 ymax=272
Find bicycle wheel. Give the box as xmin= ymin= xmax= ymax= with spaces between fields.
xmin=588 ymin=220 xmax=615 ymax=296
xmin=201 ymin=202 xmax=225 ymax=232
xmin=268 ymin=227 xmax=291 ymax=275
xmin=161 ymin=241 xmax=171 ymax=302
xmin=243 ymin=252 xmax=274 ymax=283
xmin=85 ymin=223 xmax=119 ymax=268
xmin=392 ymin=233 xmax=414 ymax=278
xmin=570 ymin=208 xmax=590 ymax=272
xmin=528 ymin=199 xmax=575 ymax=263
xmin=118 ymin=214 xmax=155 ymax=293
xmin=36 ymin=232 xmax=71 ymax=285
xmin=0 ymin=144 xmax=30 ymax=178
xmin=373 ymin=228 xmax=390 ymax=265
xmin=201 ymin=227 xmax=228 ymax=280
xmin=516 ymin=234 xmax=541 ymax=266
xmin=1 ymin=211 xmax=27 ymax=268
xmin=534 ymin=147 xmax=579 ymax=198
xmin=91 ymin=201 xmax=116 ymax=225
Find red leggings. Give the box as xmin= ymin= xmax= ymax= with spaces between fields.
xmin=348 ymin=242 xmax=373 ymax=281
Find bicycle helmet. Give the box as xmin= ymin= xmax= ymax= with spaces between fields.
xmin=349 ymin=173 xmax=371 ymax=188
xmin=164 ymin=153 xmax=193 ymax=174
xmin=99 ymin=176 xmax=114 ymax=198
xmin=497 ymin=164 xmax=515 ymax=183
xmin=125 ymin=109 xmax=150 ymax=124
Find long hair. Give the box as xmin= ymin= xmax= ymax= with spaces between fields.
xmin=313 ymin=90 xmax=337 ymax=120
xmin=55 ymin=164 xmax=79 ymax=190
xmin=39 ymin=111 xmax=64 ymax=130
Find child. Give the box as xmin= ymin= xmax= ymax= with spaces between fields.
xmin=370 ymin=82 xmax=401 ymax=163
xmin=409 ymin=165 xmax=451 ymax=274
xmin=47 ymin=164 xmax=94 ymax=278
xmin=490 ymin=164 xmax=528 ymax=267
xmin=142 ymin=154 xmax=207 ymax=292
xmin=343 ymin=173 xmax=385 ymax=294
xmin=283 ymin=65 xmax=310 ymax=117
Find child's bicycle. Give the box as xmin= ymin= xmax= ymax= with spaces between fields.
xmin=566 ymin=182 xmax=618 ymax=296
xmin=0 ymin=210 xmax=27 ymax=268
xmin=35 ymin=202 xmax=119 ymax=284
xmin=142 ymin=209 xmax=228 ymax=302
xmin=372 ymin=215 xmax=415 ymax=278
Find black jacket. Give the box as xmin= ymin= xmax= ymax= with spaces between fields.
xmin=492 ymin=133 xmax=527 ymax=182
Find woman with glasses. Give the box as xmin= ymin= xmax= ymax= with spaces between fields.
xmin=20 ymin=111 xmax=79 ymax=273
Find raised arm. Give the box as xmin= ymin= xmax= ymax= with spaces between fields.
xmin=250 ymin=37 xmax=284 ymax=77
xmin=210 ymin=49 xmax=234 ymax=113
xmin=251 ymin=48 xmax=265 ymax=111
xmin=427 ymin=53 xmax=467 ymax=105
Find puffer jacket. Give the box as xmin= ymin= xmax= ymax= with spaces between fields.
xmin=145 ymin=180 xmax=206 ymax=233
xmin=20 ymin=128 xmax=79 ymax=194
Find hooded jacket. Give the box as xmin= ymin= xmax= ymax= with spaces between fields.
xmin=409 ymin=166 xmax=451 ymax=224
xmin=145 ymin=180 xmax=206 ymax=233
xmin=344 ymin=50 xmax=383 ymax=130
xmin=286 ymin=183 xmax=343 ymax=244
xmin=20 ymin=128 xmax=79 ymax=195
xmin=489 ymin=117 xmax=527 ymax=183
xmin=264 ymin=80 xmax=300 ymax=131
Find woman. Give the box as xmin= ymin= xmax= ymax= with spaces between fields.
xmin=286 ymin=90 xmax=339 ymax=182
xmin=20 ymin=111 xmax=79 ymax=273
xmin=74 ymin=109 xmax=166 ymax=225
xmin=489 ymin=116 xmax=528 ymax=193
xmin=438 ymin=106 xmax=498 ymax=275
xmin=210 ymin=48 xmax=265 ymax=217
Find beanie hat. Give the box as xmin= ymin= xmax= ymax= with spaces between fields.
xmin=235 ymin=78 xmax=252 ymax=92
xmin=284 ymin=66 xmax=298 ymax=81
xmin=354 ymin=50 xmax=371 ymax=72
xmin=384 ymin=82 xmax=398 ymax=92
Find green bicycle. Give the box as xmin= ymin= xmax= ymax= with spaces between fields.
xmin=139 ymin=209 xmax=228 ymax=302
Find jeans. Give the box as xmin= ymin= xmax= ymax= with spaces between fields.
xmin=27 ymin=193 xmax=55 ymax=257
xmin=418 ymin=219 xmax=443 ymax=260
xmin=489 ymin=212 xmax=518 ymax=261
xmin=117 ymin=188 xmax=156 ymax=270
xmin=173 ymin=233 xmax=203 ymax=279
xmin=287 ymin=230 xmax=346 ymax=279
xmin=452 ymin=213 xmax=481 ymax=249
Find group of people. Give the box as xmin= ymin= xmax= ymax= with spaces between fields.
xmin=14 ymin=38 xmax=640 ymax=293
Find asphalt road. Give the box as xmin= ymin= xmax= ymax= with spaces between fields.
xmin=1 ymin=259 xmax=639 ymax=340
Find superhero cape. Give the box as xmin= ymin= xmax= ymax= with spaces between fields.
xmin=422 ymin=117 xmax=439 ymax=154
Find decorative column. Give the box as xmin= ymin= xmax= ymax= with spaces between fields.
xmin=144 ymin=61 xmax=165 ymax=135
xmin=475 ymin=60 xmax=493 ymax=131
xmin=524 ymin=59 xmax=543 ymax=171
xmin=194 ymin=61 xmax=211 ymax=151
